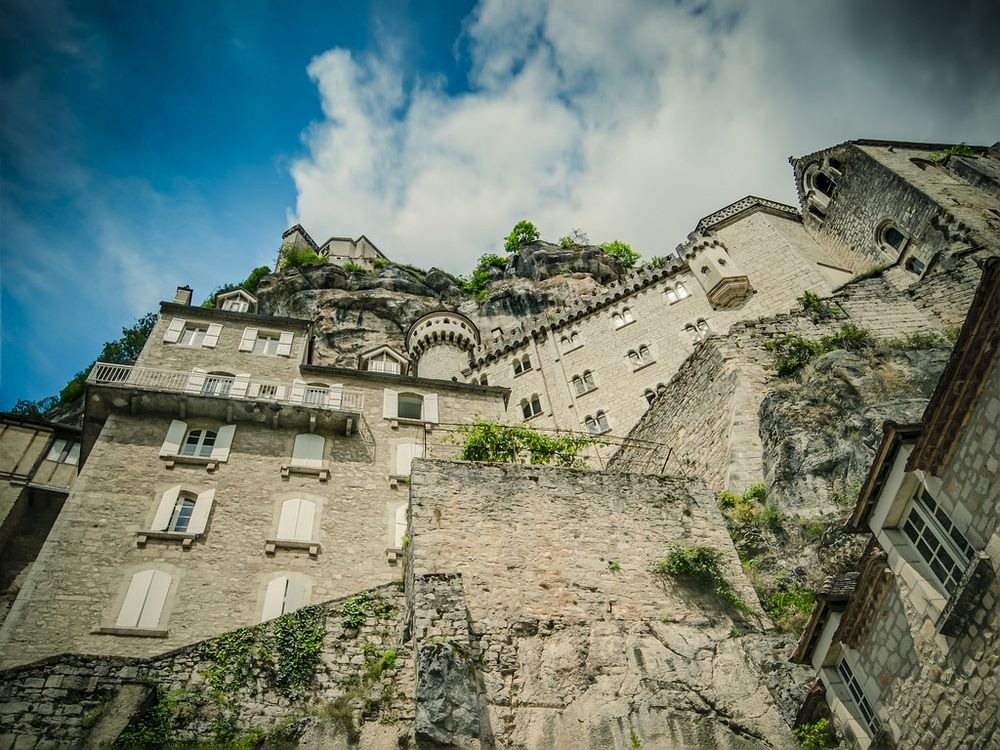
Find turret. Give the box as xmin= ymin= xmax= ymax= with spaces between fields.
xmin=682 ymin=233 xmax=752 ymax=308
xmin=405 ymin=311 xmax=481 ymax=380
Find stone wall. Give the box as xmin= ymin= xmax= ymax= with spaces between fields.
xmin=406 ymin=459 xmax=796 ymax=749
xmin=0 ymin=584 xmax=411 ymax=750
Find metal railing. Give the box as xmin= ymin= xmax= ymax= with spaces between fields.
xmin=87 ymin=362 xmax=365 ymax=413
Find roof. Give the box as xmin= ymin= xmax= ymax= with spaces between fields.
xmin=790 ymin=572 xmax=859 ymax=664
xmin=907 ymin=256 xmax=1000 ymax=474
xmin=158 ymin=301 xmax=312 ymax=329
xmin=281 ymin=223 xmax=319 ymax=249
xmin=693 ymin=195 xmax=801 ymax=234
xmin=848 ymin=421 xmax=923 ymax=530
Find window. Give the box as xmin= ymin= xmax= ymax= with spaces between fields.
xmin=676 ymin=283 xmax=689 ymax=299
xmin=46 ymin=438 xmax=80 ymax=466
xmin=160 ymin=420 xmax=235 ymax=463
xmin=182 ymin=429 xmax=216 ymax=458
xmin=665 ymin=289 xmax=677 ymax=303
xmin=239 ymin=327 xmax=293 ymax=357
xmin=261 ymin=575 xmax=309 ymax=621
xmin=901 ymin=489 xmax=973 ymax=594
xmin=116 ymin=570 xmax=171 ymax=629
xmin=561 ymin=332 xmax=582 ymax=351
xmin=685 ymin=324 xmax=699 ymax=343
xmin=643 ymin=389 xmax=656 ymax=405
xmin=393 ymin=441 xmax=425 ymax=476
xmin=521 ymin=395 xmax=542 ymax=419
xmin=513 ymin=355 xmax=532 ymax=376
xmin=905 ymin=257 xmax=926 ymax=275
xmin=383 ymin=389 xmax=438 ymax=423
xmin=366 ymin=352 xmax=401 ymax=374
xmin=612 ymin=309 xmax=635 ymax=329
xmin=696 ymin=319 xmax=711 ymax=337
xmin=479 ymin=375 xmax=488 ymax=386
xmin=572 ymin=371 xmax=596 ymax=395
xmin=813 ymin=171 xmax=836 ymax=199
xmin=200 ymin=372 xmax=234 ymax=397
xmin=808 ymin=205 xmax=827 ymax=222
xmin=627 ymin=346 xmax=653 ymax=369
xmin=222 ymin=297 xmax=249 ymax=312
xmin=147 ymin=486 xmax=215 ymax=536
xmin=291 ymin=434 xmax=326 ymax=469
xmin=276 ymin=498 xmax=317 ymax=542
xmin=304 ymin=384 xmax=329 ymax=407
xmin=700 ymin=266 xmax=710 ymax=275
xmin=163 ymin=318 xmax=221 ymax=348
xmin=392 ymin=504 xmax=407 ymax=549
xmin=837 ymin=657 xmax=880 ymax=736
xmin=877 ymin=222 xmax=908 ymax=258
xmin=585 ymin=411 xmax=610 ymax=435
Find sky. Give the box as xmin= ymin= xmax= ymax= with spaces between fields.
xmin=2 ymin=0 xmax=998 ymax=408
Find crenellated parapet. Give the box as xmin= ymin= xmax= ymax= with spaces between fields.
xmin=405 ymin=310 xmax=481 ymax=380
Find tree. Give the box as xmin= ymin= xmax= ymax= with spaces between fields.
xmin=504 ymin=220 xmax=540 ymax=253
xmin=600 ymin=240 xmax=639 ymax=268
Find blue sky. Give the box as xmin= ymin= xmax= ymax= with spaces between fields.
xmin=2 ymin=0 xmax=998 ymax=408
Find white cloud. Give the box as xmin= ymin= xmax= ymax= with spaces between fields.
xmin=289 ymin=0 xmax=1000 ymax=272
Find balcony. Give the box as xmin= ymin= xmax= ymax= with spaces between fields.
xmin=87 ymin=362 xmax=365 ymax=424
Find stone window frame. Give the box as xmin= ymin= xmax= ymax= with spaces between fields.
xmin=897 ymin=486 xmax=974 ymax=597
xmin=521 ymin=394 xmax=543 ymax=420
xmin=93 ymin=564 xmax=182 ymax=638
xmin=626 ymin=345 xmax=655 ymax=371
xmin=571 ymin=370 xmax=597 ymax=396
xmin=159 ymin=419 xmax=235 ymax=470
xmin=560 ymin=331 xmax=583 ymax=352
xmin=611 ymin=308 xmax=636 ymax=330
xmin=135 ymin=484 xmax=215 ymax=549
xmin=383 ymin=389 xmax=439 ymax=428
xmin=875 ymin=219 xmax=910 ymax=261
xmin=818 ymin=647 xmax=883 ymax=746
xmin=512 ymin=354 xmax=533 ymax=377
xmin=584 ymin=410 xmax=611 ymax=435
xmin=265 ymin=493 xmax=324 ymax=557
xmin=260 ymin=572 xmax=313 ymax=622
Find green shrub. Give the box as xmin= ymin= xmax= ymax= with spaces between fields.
xmin=792 ymin=717 xmax=834 ymax=748
xmin=600 ymin=240 xmax=639 ymax=268
xmin=649 ymin=256 xmax=667 ymax=267
xmin=888 ymin=331 xmax=951 ymax=350
xmin=342 ymin=262 xmax=367 ymax=275
xmin=281 ymin=247 xmax=325 ymax=269
xmin=456 ymin=421 xmax=593 ymax=467
xmin=799 ymin=291 xmax=839 ymax=322
xmin=372 ymin=258 xmax=390 ymax=269
xmin=766 ymin=324 xmax=873 ymax=377
xmin=478 ymin=253 xmax=508 ymax=269
xmin=654 ymin=546 xmax=749 ymax=613
xmin=743 ymin=482 xmax=767 ymax=503
xmin=926 ymin=142 xmax=976 ymax=162
xmin=504 ymin=220 xmax=540 ymax=253
xmin=763 ymin=585 xmax=814 ymax=629
xmin=852 ymin=264 xmax=890 ymax=282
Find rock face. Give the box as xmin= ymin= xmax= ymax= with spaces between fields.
xmin=509 ymin=241 xmax=625 ymax=284
xmin=414 ymin=642 xmax=483 ymax=749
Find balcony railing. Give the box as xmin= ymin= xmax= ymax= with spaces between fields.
xmin=87 ymin=362 xmax=365 ymax=413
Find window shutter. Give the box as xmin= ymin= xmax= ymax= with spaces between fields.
xmin=185 ymin=367 xmax=208 ymax=394
xmin=277 ymin=499 xmax=300 ymax=539
xmin=393 ymin=504 xmax=407 ymax=548
xmin=163 ymin=318 xmax=185 ymax=344
xmin=138 ymin=571 xmax=171 ymax=628
xmin=188 ymin=488 xmax=215 ymax=535
xmin=247 ymin=383 xmax=262 ymax=398
xmin=294 ymin=500 xmax=316 ymax=541
xmin=292 ymin=434 xmax=325 ymax=469
xmin=394 ymin=443 xmax=414 ymax=476
xmin=239 ymin=327 xmax=258 ymax=352
xmin=276 ymin=331 xmax=294 ymax=357
xmin=262 ymin=576 xmax=288 ymax=621
xmin=273 ymin=385 xmax=287 ymax=400
xmin=202 ymin=323 xmax=223 ymax=348
xmin=230 ymin=373 xmax=252 ymax=398
xmin=383 ymin=389 xmax=398 ymax=419
xmin=160 ymin=420 xmax=187 ymax=457
xmin=328 ymin=384 xmax=344 ymax=410
xmin=211 ymin=425 xmax=236 ymax=462
xmin=283 ymin=577 xmax=306 ymax=614
xmin=290 ymin=379 xmax=306 ymax=404
xmin=116 ymin=570 xmax=154 ymax=627
xmin=151 ymin=485 xmax=181 ymax=531
xmin=424 ymin=394 xmax=439 ymax=423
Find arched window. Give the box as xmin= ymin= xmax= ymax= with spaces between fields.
xmin=572 ymin=375 xmax=584 ymax=395
xmin=685 ymin=324 xmax=699 ymax=343
xmin=582 ymin=371 xmax=595 ymax=390
xmin=479 ymin=375 xmax=488 ymax=386
xmin=622 ymin=308 xmax=634 ymax=324
xmin=697 ymin=319 xmax=711 ymax=336
xmin=878 ymin=223 xmax=907 ymax=252
xmin=612 ymin=312 xmax=624 ymax=328
xmin=571 ymin=332 xmax=580 ymax=345
xmin=627 ymin=350 xmax=641 ymax=366
xmin=277 ymin=498 xmax=317 ymax=541
xmin=643 ymin=389 xmax=656 ymax=405
xmin=656 ymin=382 xmax=667 ymax=394
xmin=676 ymin=283 xmax=689 ymax=299
xmin=181 ymin=429 xmax=217 ymax=458
xmin=522 ymin=355 xmax=532 ymax=371
xmin=813 ymin=171 xmax=836 ymax=198
xmin=665 ymin=288 xmax=678 ymax=303
xmin=521 ymin=395 xmax=542 ymax=419
xmin=717 ymin=258 xmax=727 ymax=266
xmin=584 ymin=415 xmax=598 ymax=434
xmin=168 ymin=492 xmax=197 ymax=533
xmin=397 ymin=392 xmax=424 ymax=420
xmin=638 ymin=345 xmax=651 ymax=362
xmin=513 ymin=359 xmax=523 ymax=375
xmin=596 ymin=411 xmax=609 ymax=432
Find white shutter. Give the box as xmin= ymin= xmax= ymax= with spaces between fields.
xmin=273 ymin=386 xmax=287 ymax=400
xmin=211 ymin=425 xmax=236 ymax=462
xmin=393 ymin=443 xmax=414 ymax=476
xmin=262 ymin=576 xmax=288 ymax=621
xmin=276 ymin=331 xmax=294 ymax=357
xmin=231 ymin=373 xmax=251 ymax=398
xmin=290 ymin=379 xmax=307 ymax=404
xmin=247 ymin=383 xmax=262 ymax=398
xmin=277 ymin=499 xmax=300 ymax=539
xmin=239 ymin=327 xmax=258 ymax=352
xmin=185 ymin=367 xmax=208 ymax=394
xmin=294 ymin=500 xmax=316 ymax=541
xmin=137 ymin=571 xmax=171 ymax=628
xmin=116 ymin=570 xmax=154 ymax=627
xmin=188 ymin=488 xmax=215 ymax=535
xmin=383 ymin=389 xmax=398 ymax=419
xmin=283 ymin=578 xmax=306 ymax=614
xmin=327 ymin=384 xmax=343 ymax=410
xmin=292 ymin=434 xmax=325 ymax=469
xmin=202 ymin=323 xmax=222 ymax=348
xmin=424 ymin=393 xmax=439 ymax=423
xmin=160 ymin=420 xmax=187 ymax=457
xmin=393 ymin=504 xmax=408 ymax=548
xmin=151 ymin=485 xmax=181 ymax=531
xmin=163 ymin=318 xmax=185 ymax=344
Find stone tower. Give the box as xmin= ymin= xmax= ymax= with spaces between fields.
xmin=404 ymin=310 xmax=480 ymax=380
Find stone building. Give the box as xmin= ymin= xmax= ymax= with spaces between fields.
xmin=792 ymin=257 xmax=999 ymax=748
xmin=0 ymin=138 xmax=998 ymax=749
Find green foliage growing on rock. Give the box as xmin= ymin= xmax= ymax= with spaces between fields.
xmin=272 ymin=606 xmax=327 ymax=694
xmin=718 ymin=483 xmax=781 ymax=531
xmin=202 ymin=265 xmax=272 ymax=307
xmin=113 ymin=689 xmax=181 ymax=748
xmin=766 ymin=323 xmax=874 ymax=377
xmin=654 ymin=546 xmax=750 ymax=613
xmin=798 ymin=291 xmax=840 ymax=322
xmin=341 ymin=592 xmax=393 ymax=630
xmin=600 ymin=240 xmax=639 ymax=268
xmin=459 ymin=253 xmax=509 ymax=300
xmin=792 ymin=717 xmax=836 ymax=748
xmin=281 ymin=247 xmax=326 ymax=269
xmin=341 ymin=262 xmax=368 ymax=275
xmin=762 ymin=582 xmax=814 ymax=631
xmin=504 ymin=219 xmax=540 ymax=253
xmin=926 ymin=142 xmax=976 ymax=162
xmin=456 ymin=420 xmax=594 ymax=467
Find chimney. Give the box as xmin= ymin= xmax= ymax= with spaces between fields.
xmin=174 ymin=286 xmax=193 ymax=306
